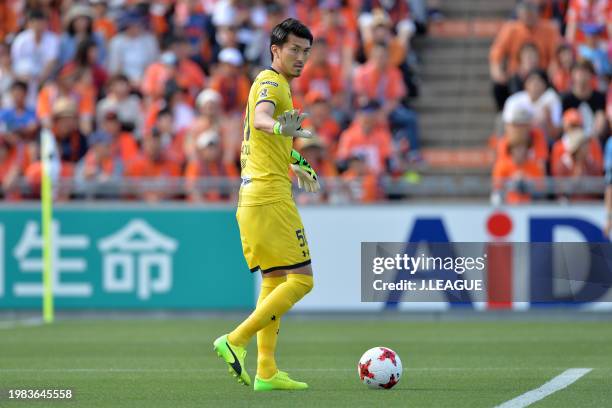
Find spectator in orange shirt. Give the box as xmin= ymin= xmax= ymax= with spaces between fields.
xmin=341 ymin=153 xmax=381 ymax=203
xmin=302 ymin=90 xmax=342 ymax=156
xmin=565 ymin=0 xmax=612 ymax=46
xmin=336 ymin=101 xmax=394 ymax=174
xmin=552 ymin=128 xmax=601 ymax=176
xmin=126 ymin=132 xmax=181 ymax=202
xmin=209 ymin=48 xmax=250 ymax=116
xmin=36 ymin=65 xmax=95 ymax=134
xmin=489 ymin=0 xmax=561 ymax=110
xmin=552 ymin=128 xmax=602 ymax=200
xmin=170 ymin=35 xmax=207 ymax=103
xmin=142 ymin=51 xmax=182 ymax=102
xmin=184 ymin=129 xmax=238 ymax=202
xmin=294 ymin=38 xmax=345 ymax=111
xmin=353 ymin=42 xmax=421 ymax=160
xmin=359 ymin=8 xmax=413 ymax=68
xmin=498 ymin=102 xmax=549 ymax=166
xmin=492 ymin=139 xmax=545 ymax=204
xmin=98 ymin=110 xmax=139 ymax=166
xmin=549 ymin=43 xmax=576 ymax=94
xmin=551 ymin=108 xmax=603 ymax=172
xmin=0 ymin=135 xmax=22 ymax=200
xmin=150 ymin=108 xmax=187 ymax=166
xmin=91 ymin=0 xmax=117 ymax=42
xmin=75 ymin=129 xmax=124 ymax=198
xmin=311 ymin=0 xmax=357 ymax=80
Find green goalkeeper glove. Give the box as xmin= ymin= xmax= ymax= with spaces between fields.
xmin=290 ymin=149 xmax=320 ymax=193
xmin=273 ymin=109 xmax=313 ymax=138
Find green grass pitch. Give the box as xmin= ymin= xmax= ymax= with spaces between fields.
xmin=1 ymin=318 xmax=611 ymax=407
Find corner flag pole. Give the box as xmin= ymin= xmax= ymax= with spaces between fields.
xmin=41 ymin=128 xmax=56 ymax=324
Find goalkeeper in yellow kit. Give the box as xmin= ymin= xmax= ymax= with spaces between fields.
xmin=213 ymin=18 xmax=319 ymax=391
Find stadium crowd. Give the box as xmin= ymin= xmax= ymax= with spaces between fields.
xmin=490 ymin=0 xmax=612 ymax=204
xmin=0 ymin=0 xmax=436 ymax=203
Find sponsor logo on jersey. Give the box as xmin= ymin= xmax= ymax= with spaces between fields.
xmin=260 ymin=80 xmax=279 ymax=87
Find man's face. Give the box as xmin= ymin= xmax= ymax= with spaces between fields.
xmin=29 ymin=17 xmax=46 ymax=34
xmin=359 ymin=111 xmax=376 ymax=130
xmin=572 ymin=67 xmax=592 ymax=88
xmin=11 ymin=87 xmax=26 ymax=107
xmin=510 ymin=143 xmax=528 ymax=164
xmin=144 ymin=137 xmax=162 ymax=160
xmin=506 ymin=123 xmax=530 ymax=144
xmin=272 ymin=34 xmax=311 ymax=78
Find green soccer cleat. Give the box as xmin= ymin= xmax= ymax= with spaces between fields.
xmin=253 ymin=370 xmax=309 ymax=391
xmin=213 ymin=334 xmax=251 ymax=386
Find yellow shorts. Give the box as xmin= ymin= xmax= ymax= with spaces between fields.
xmin=236 ymin=199 xmax=311 ymax=273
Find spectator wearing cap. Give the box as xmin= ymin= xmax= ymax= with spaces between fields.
xmin=184 ymin=88 xmax=237 ymax=163
xmin=10 ymin=9 xmax=60 ymax=104
xmin=98 ymin=110 xmax=139 ymax=165
xmin=492 ymin=137 xmax=545 ymax=205
xmin=552 ymin=127 xmax=601 ymax=180
xmin=565 ymin=0 xmax=612 ymax=46
xmin=353 ymin=42 xmax=421 ymax=160
xmin=184 ymin=129 xmax=238 ymax=202
xmin=489 ymin=0 xmax=561 ymax=111
xmin=36 ymin=64 xmax=95 ymax=135
xmin=125 ymin=131 xmax=181 ymax=202
xmin=311 ymin=0 xmax=358 ymax=80
xmin=58 ymin=3 xmax=106 ymax=68
xmin=498 ymin=102 xmax=548 ymax=165
xmin=551 ymin=108 xmax=603 ymax=173
xmin=75 ymin=129 xmax=124 ymax=198
xmin=96 ymin=74 xmax=143 ymax=140
xmin=107 ymin=9 xmax=159 ymax=87
xmin=577 ymin=23 xmax=611 ymax=85
xmin=50 ymin=97 xmax=88 ymax=164
xmin=336 ymin=101 xmax=394 ymax=175
xmin=503 ymin=69 xmax=562 ymax=141
xmin=209 ymin=48 xmax=250 ymax=116
xmin=561 ymin=60 xmax=607 ymax=140
xmin=301 ymin=90 xmax=342 ymax=157
xmin=294 ymin=38 xmax=345 ymax=112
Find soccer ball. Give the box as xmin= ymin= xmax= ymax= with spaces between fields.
xmin=357 ymin=347 xmax=402 ymax=389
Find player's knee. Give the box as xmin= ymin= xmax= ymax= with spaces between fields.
xmin=289 ymin=274 xmax=313 ymax=296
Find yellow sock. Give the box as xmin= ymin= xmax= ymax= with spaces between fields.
xmin=255 ymin=276 xmax=286 ymax=379
xmin=228 ymin=274 xmax=313 ymax=347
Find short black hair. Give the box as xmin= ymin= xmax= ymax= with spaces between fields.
xmin=10 ymin=80 xmax=28 ymax=92
xmin=270 ymin=18 xmax=313 ymax=61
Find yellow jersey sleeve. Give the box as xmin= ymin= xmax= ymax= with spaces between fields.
xmin=238 ymin=68 xmax=295 ymax=207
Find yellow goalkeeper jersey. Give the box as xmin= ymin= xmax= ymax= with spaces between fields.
xmin=238 ymin=67 xmax=294 ymax=207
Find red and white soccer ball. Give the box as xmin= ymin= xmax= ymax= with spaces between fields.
xmin=358 ymin=347 xmax=403 ymax=389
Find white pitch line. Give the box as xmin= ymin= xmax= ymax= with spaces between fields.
xmin=494 ymin=368 xmax=592 ymax=408
xmin=0 ymin=367 xmax=578 ymax=374
xmin=0 ymin=318 xmax=44 ymax=330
